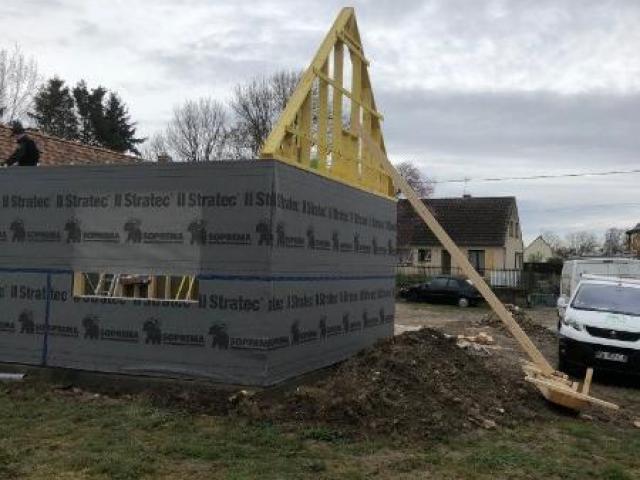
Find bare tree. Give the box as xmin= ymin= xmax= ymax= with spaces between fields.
xmin=140 ymin=132 xmax=169 ymax=162
xmin=541 ymin=230 xmax=563 ymax=253
xmin=229 ymin=70 xmax=301 ymax=158
xmin=395 ymin=161 xmax=434 ymax=197
xmin=0 ymin=45 xmax=39 ymax=122
xmin=270 ymin=70 xmax=300 ymax=111
xmin=603 ymin=227 xmax=626 ymax=256
xmin=565 ymin=231 xmax=600 ymax=257
xmin=165 ymin=98 xmax=227 ymax=162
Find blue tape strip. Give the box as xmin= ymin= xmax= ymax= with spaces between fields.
xmin=0 ymin=267 xmax=72 ymax=275
xmin=0 ymin=268 xmax=394 ymax=282
xmin=196 ymin=273 xmax=395 ymax=282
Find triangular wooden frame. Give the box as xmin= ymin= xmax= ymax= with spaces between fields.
xmin=260 ymin=7 xmax=394 ymax=198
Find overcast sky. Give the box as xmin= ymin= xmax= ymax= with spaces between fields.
xmin=1 ymin=0 xmax=638 ymax=243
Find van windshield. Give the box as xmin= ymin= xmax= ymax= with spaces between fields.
xmin=571 ymin=283 xmax=640 ymax=317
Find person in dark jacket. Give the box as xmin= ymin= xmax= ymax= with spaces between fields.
xmin=3 ymin=121 xmax=40 ymax=166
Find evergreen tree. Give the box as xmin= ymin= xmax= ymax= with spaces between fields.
xmin=87 ymin=85 xmax=107 ymax=145
xmin=32 ymin=77 xmax=142 ymax=155
xmin=31 ymin=77 xmax=78 ymax=139
xmin=72 ymin=81 xmax=91 ymax=144
xmin=73 ymin=81 xmax=107 ymax=146
xmin=102 ymin=92 xmax=143 ymax=154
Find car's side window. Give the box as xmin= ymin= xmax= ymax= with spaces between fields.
xmin=446 ymin=279 xmax=458 ymax=288
xmin=431 ymin=278 xmax=448 ymax=289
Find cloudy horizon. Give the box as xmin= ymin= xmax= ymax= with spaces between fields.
xmin=2 ymin=0 xmax=638 ymax=244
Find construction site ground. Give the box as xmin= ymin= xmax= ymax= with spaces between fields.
xmin=1 ymin=302 xmax=640 ymax=479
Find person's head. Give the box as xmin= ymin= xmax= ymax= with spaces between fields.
xmin=9 ymin=121 xmax=26 ymax=140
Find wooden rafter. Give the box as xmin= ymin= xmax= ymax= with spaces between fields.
xmin=260 ymin=7 xmax=394 ymax=198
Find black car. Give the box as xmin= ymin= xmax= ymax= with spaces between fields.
xmin=400 ymin=275 xmax=483 ymax=307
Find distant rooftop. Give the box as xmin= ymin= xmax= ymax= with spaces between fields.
xmin=397 ymin=196 xmax=518 ymax=247
xmin=0 ymin=123 xmax=138 ymax=166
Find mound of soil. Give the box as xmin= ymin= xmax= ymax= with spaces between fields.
xmin=476 ymin=304 xmax=556 ymax=341
xmin=237 ymin=328 xmax=547 ymax=439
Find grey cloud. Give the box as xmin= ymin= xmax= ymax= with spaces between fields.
xmin=142 ymin=25 xmax=319 ymax=87
xmin=379 ymin=88 xmax=640 ymax=168
xmin=2 ymin=0 xmax=638 ymax=240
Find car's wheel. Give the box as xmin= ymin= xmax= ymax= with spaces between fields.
xmin=407 ymin=291 xmax=419 ymax=302
xmin=457 ymin=297 xmax=470 ymax=308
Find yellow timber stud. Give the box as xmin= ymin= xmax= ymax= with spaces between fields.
xmin=260 ymin=7 xmax=394 ymax=199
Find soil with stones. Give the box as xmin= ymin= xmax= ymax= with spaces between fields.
xmin=474 ymin=304 xmax=557 ymax=343
xmin=236 ymin=328 xmax=550 ymax=440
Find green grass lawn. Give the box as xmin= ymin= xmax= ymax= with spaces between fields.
xmin=1 ymin=379 xmax=639 ymax=479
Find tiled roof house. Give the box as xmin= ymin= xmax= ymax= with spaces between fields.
xmin=0 ymin=124 xmax=138 ymax=166
xmin=397 ymin=196 xmax=524 ymax=272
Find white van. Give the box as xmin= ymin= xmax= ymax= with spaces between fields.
xmin=557 ymin=275 xmax=640 ymax=375
xmin=557 ymin=258 xmax=640 ymax=316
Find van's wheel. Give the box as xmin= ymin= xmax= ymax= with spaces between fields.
xmin=558 ymin=352 xmax=568 ymax=374
xmin=458 ymin=297 xmax=470 ymax=308
xmin=558 ymin=349 xmax=584 ymax=378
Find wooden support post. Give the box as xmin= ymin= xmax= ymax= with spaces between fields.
xmin=186 ymin=277 xmax=196 ymax=301
xmin=164 ymin=276 xmax=171 ymax=299
xmin=175 ymin=276 xmax=187 ymax=300
xmin=73 ymin=272 xmax=85 ymax=296
xmin=113 ymin=279 xmax=123 ymax=297
xmin=148 ymin=276 xmax=158 ymax=299
xmin=350 ymin=51 xmax=362 ymax=183
xmin=332 ymin=40 xmax=344 ymax=172
xmin=361 ymin=84 xmax=373 ymax=190
xmin=350 ymin=53 xmax=361 ymax=134
xmin=299 ymin=92 xmax=312 ymax=165
xmin=360 ymin=127 xmax=554 ymax=374
xmin=318 ymin=59 xmax=329 ymax=171
xmin=582 ymin=367 xmax=593 ymax=395
xmin=95 ymin=273 xmax=105 ymax=295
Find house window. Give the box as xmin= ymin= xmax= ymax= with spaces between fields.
xmin=515 ymin=222 xmax=520 ymax=238
xmin=73 ymin=272 xmax=199 ymax=302
xmin=468 ymin=250 xmax=485 ymax=273
xmin=417 ymin=248 xmax=432 ymax=263
xmin=515 ymin=252 xmax=523 ymax=269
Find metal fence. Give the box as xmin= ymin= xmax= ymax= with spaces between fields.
xmin=396 ymin=265 xmax=522 ymax=288
xmin=396 ymin=263 xmax=563 ymax=306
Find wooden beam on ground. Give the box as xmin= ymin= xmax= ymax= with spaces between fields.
xmin=526 ymin=376 xmax=618 ymax=410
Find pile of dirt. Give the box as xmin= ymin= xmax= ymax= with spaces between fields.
xmin=236 ymin=328 xmax=547 ymax=439
xmin=476 ymin=304 xmax=556 ymax=341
